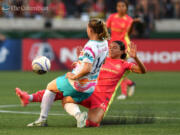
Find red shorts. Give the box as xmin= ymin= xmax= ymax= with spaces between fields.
xmin=79 ymin=86 xmax=114 ymax=112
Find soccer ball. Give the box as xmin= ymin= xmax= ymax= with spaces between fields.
xmin=32 ymin=56 xmax=51 ymax=75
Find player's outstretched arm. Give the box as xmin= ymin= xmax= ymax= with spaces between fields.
xmin=128 ymin=42 xmax=147 ymax=74
xmin=128 ymin=18 xmax=142 ymax=36
xmin=66 ymin=63 xmax=93 ymax=80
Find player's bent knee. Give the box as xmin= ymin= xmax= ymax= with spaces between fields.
xmin=88 ymin=116 xmax=101 ymax=124
xmin=46 ymin=82 xmax=52 ymax=90
xmin=88 ymin=108 xmax=104 ymax=124
xmin=46 ymin=79 xmax=59 ymax=93
xmin=62 ymin=96 xmax=76 ymax=108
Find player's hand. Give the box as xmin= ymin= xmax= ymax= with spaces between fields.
xmin=76 ymin=46 xmax=83 ymax=57
xmin=127 ymin=42 xmax=137 ymax=58
xmin=66 ymin=72 xmax=77 ymax=80
xmin=72 ymin=62 xmax=77 ymax=68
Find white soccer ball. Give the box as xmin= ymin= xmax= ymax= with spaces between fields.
xmin=32 ymin=56 xmax=51 ymax=74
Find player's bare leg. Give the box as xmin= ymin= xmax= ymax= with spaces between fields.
xmin=86 ymin=108 xmax=104 ymax=127
xmin=117 ymin=78 xmax=135 ymax=100
xmin=128 ymin=82 xmax=136 ymax=97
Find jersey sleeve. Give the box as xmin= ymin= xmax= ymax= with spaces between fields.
xmin=127 ymin=16 xmax=133 ymax=30
xmin=124 ymin=61 xmax=135 ymax=71
xmin=106 ymin=14 xmax=113 ymax=28
xmin=81 ymin=41 xmax=97 ymax=64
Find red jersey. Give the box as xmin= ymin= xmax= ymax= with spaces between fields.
xmin=95 ymin=57 xmax=134 ymax=92
xmin=106 ymin=13 xmax=133 ymax=47
xmin=80 ymin=58 xmax=134 ymax=111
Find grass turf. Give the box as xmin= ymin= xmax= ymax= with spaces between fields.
xmin=0 ymin=71 xmax=180 ymax=135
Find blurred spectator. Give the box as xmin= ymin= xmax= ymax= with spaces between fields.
xmin=63 ymin=0 xmax=77 ymax=18
xmin=76 ymin=0 xmax=92 ymax=17
xmin=29 ymin=0 xmax=43 ymax=18
xmin=104 ymin=0 xmax=117 ymax=13
xmin=128 ymin=0 xmax=137 ymax=17
xmin=48 ymin=0 xmax=66 ymax=18
xmin=0 ymin=2 xmax=2 ymax=16
xmin=11 ymin=0 xmax=24 ymax=17
xmin=1 ymin=0 xmax=180 ymax=35
xmin=0 ymin=0 xmax=12 ymax=17
xmin=133 ymin=7 xmax=145 ymax=37
xmin=133 ymin=5 xmax=151 ymax=37
xmin=1 ymin=0 xmax=180 ymax=20
xmin=164 ymin=0 xmax=175 ymax=18
xmin=174 ymin=0 xmax=180 ymax=18
xmin=89 ymin=0 xmax=105 ymax=18
xmin=93 ymin=0 xmax=105 ymax=13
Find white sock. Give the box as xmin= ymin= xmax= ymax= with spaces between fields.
xmin=29 ymin=95 xmax=33 ymax=102
xmin=64 ymin=103 xmax=81 ymax=120
xmin=39 ymin=90 xmax=56 ymax=121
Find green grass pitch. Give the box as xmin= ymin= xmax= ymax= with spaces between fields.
xmin=0 ymin=71 xmax=180 ymax=135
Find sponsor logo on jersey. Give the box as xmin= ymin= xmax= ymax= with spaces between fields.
xmin=115 ymin=64 xmax=121 ymax=69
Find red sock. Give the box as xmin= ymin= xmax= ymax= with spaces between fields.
xmin=55 ymin=92 xmax=63 ymax=101
xmin=32 ymin=90 xmax=45 ymax=102
xmin=126 ymin=79 xmax=134 ymax=86
xmin=86 ymin=120 xmax=100 ymax=127
xmin=121 ymin=80 xmax=128 ymax=96
xmin=32 ymin=90 xmax=63 ymax=102
xmin=121 ymin=79 xmax=134 ymax=96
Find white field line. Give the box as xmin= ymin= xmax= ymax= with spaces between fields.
xmin=107 ymin=110 xmax=180 ymax=114
xmin=114 ymin=101 xmax=180 ymax=104
xmin=0 ymin=110 xmax=67 ymax=116
xmin=0 ymin=104 xmax=39 ymax=108
xmin=1 ymin=100 xmax=180 ymax=109
xmin=0 ymin=104 xmax=178 ymax=114
xmin=0 ymin=109 xmax=180 ymax=121
xmin=0 ymin=104 xmax=178 ymax=115
xmin=107 ymin=115 xmax=180 ymax=120
xmin=0 ymin=104 xmax=180 ymax=121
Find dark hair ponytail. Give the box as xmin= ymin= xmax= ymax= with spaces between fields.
xmin=113 ymin=41 xmax=127 ymax=59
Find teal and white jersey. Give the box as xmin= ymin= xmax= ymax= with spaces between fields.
xmin=72 ymin=40 xmax=108 ymax=94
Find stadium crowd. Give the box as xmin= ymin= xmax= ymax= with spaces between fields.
xmin=0 ymin=0 xmax=180 ymax=36
xmin=0 ymin=0 xmax=180 ymax=19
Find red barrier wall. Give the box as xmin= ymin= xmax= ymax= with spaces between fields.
xmin=22 ymin=39 xmax=180 ymax=71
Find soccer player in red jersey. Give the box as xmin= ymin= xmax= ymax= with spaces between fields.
xmin=16 ymin=41 xmax=146 ymax=127
xmin=106 ymin=0 xmax=141 ymax=100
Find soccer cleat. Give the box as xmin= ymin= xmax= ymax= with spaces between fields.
xmin=76 ymin=112 xmax=88 ymax=128
xmin=27 ymin=119 xmax=48 ymax=127
xmin=117 ymin=94 xmax=127 ymax=100
xmin=15 ymin=87 xmax=30 ymax=107
xmin=128 ymin=84 xmax=136 ymax=97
